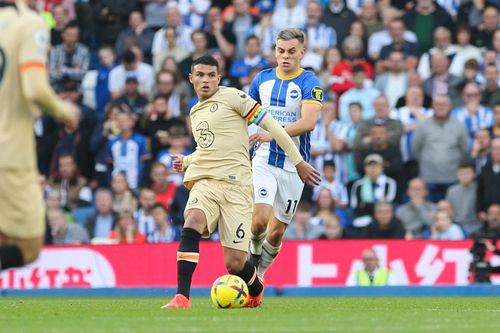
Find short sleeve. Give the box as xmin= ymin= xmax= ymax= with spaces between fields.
xmin=19 ymin=17 xmax=49 ymax=67
xmin=248 ymin=72 xmax=261 ymax=104
xmin=301 ymin=72 xmax=323 ymax=106
xmin=227 ymin=88 xmax=260 ymax=118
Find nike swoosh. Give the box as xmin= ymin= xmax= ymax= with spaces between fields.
xmin=232 ymin=240 xmax=244 ymax=244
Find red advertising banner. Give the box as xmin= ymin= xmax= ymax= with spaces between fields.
xmin=1 ymin=240 xmax=499 ymax=289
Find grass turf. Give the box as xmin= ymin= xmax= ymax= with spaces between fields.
xmin=1 ymin=297 xmax=499 ymax=333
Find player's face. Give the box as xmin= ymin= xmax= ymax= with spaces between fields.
xmin=189 ymin=64 xmax=221 ymax=101
xmin=275 ymin=38 xmax=305 ymax=75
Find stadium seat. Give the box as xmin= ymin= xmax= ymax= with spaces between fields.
xmin=71 ymin=207 xmax=95 ymax=225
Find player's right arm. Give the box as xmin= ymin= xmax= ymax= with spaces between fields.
xmin=19 ymin=16 xmax=79 ymax=130
xmin=172 ymin=152 xmax=198 ymax=172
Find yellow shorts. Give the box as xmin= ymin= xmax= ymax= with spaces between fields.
xmin=184 ymin=179 xmax=253 ymax=252
xmin=0 ymin=168 xmax=45 ymax=239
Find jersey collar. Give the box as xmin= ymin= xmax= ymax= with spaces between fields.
xmin=275 ymin=68 xmax=304 ymax=80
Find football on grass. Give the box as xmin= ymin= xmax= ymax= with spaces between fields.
xmin=210 ymin=274 xmax=249 ymax=308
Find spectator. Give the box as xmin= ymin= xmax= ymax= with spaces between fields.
xmin=95 ymin=46 xmax=117 ymax=119
xmin=488 ymin=103 xmax=500 ymax=138
xmin=313 ymin=160 xmax=348 ymax=208
xmin=350 ymin=154 xmax=397 ymax=227
xmin=112 ymin=74 xmax=149 ymax=118
xmin=151 ymin=5 xmax=194 ymax=57
xmin=109 ymin=210 xmax=146 ymax=244
xmin=363 ymin=202 xmax=406 ymax=239
xmin=284 ymin=201 xmax=324 ymax=240
xmin=412 ymin=95 xmax=469 ymax=202
xmin=457 ymin=0 xmax=491 ymax=29
xmin=111 ymin=173 xmax=138 ymax=214
xmin=368 ymin=7 xmax=418 ymax=61
xmin=453 ymin=25 xmax=482 ymax=77
xmin=157 ymin=123 xmax=193 ymax=185
xmin=209 ymin=49 xmax=242 ymax=89
xmin=374 ymin=51 xmax=409 ymax=108
xmin=203 ymin=6 xmax=237 ymax=58
xmin=472 ymin=5 xmax=499 ymax=48
xmin=310 ymin=100 xmax=336 ymax=173
xmin=49 ymin=20 xmax=90 ymax=88
xmin=318 ymin=215 xmax=344 ymax=239
xmin=135 ymin=188 xmax=157 ymax=241
xmin=331 ymin=36 xmax=373 ymax=98
xmin=47 ymin=208 xmax=90 ymax=245
xmin=417 ymin=27 xmax=462 ymax=80
xmin=353 ymin=95 xmax=403 ymax=151
xmin=272 ymin=0 xmax=306 ymax=31
xmin=178 ymin=30 xmax=210 ymax=79
xmin=471 ymin=129 xmax=492 ymax=173
xmin=94 ymin=0 xmax=137 ymax=47
xmin=149 ymin=203 xmax=181 ymax=242
xmin=153 ymin=26 xmax=191 ymax=72
xmin=226 ymin=0 xmax=260 ymax=60
xmin=143 ymin=0 xmax=168 ymax=30
xmin=318 ymin=48 xmax=342 ymax=94
xmin=84 ymin=189 xmax=118 ymax=241
xmin=109 ymin=47 xmax=155 ymax=99
xmin=229 ymin=35 xmax=269 ymax=87
xmin=477 ymin=138 xmax=500 ymax=218
xmin=154 ymin=70 xmax=183 ymax=117
xmin=150 ymin=162 xmax=178 ymax=211
xmin=396 ymin=178 xmax=436 ymax=239
xmin=395 ymin=72 xmax=433 ymax=109
xmin=106 ymin=109 xmax=151 ymax=190
xmin=44 ymin=188 xmax=76 ymax=223
xmin=355 ymin=125 xmax=403 ymax=193
xmin=471 ymin=204 xmax=500 ymax=239
xmin=313 ymin=187 xmax=341 ymax=225
xmin=391 ymin=86 xmax=433 ymax=181
xmin=48 ymin=154 xmax=92 ymax=210
xmin=321 ymin=0 xmax=356 ymax=46
xmin=178 ymin=0 xmax=210 ymax=31
xmin=115 ymin=10 xmax=155 ymax=65
xmin=403 ymin=0 xmax=454 ymax=53
xmin=347 ymin=248 xmax=396 ymax=286
xmin=452 ymin=82 xmax=494 ymax=147
xmin=430 ymin=209 xmax=465 ymax=240
xmin=446 ymin=161 xmax=480 ymax=234
xmin=481 ymin=65 xmax=500 ymax=108
xmin=304 ymin=0 xmax=337 ymax=57
xmin=378 ymin=19 xmax=420 ymax=72
xmin=50 ymin=4 xmax=68 ymax=46
xmin=423 ymin=51 xmax=463 ymax=108
xmin=338 ymin=65 xmax=380 ymax=123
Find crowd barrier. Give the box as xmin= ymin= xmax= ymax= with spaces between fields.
xmin=1 ymin=240 xmax=499 ymax=290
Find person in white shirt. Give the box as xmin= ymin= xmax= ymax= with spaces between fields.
xmin=271 ymin=0 xmax=307 ymax=31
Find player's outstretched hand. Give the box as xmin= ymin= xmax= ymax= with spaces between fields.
xmin=171 ymin=154 xmax=185 ymax=172
xmin=63 ymin=101 xmax=80 ymax=132
xmin=249 ymin=132 xmax=272 ymax=146
xmin=296 ymin=161 xmax=321 ymax=187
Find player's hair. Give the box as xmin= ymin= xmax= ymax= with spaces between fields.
xmin=276 ymin=28 xmax=305 ymax=45
xmin=191 ymin=55 xmax=219 ymax=72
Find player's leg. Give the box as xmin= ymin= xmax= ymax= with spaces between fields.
xmin=0 ymin=233 xmax=44 ymax=270
xmin=220 ymin=183 xmax=264 ymax=307
xmin=258 ymin=170 xmax=304 ymax=275
xmin=250 ymin=162 xmax=278 ymax=267
xmin=163 ymin=181 xmax=218 ymax=309
xmin=0 ymin=169 xmax=45 ymax=271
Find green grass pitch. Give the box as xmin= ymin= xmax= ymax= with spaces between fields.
xmin=1 ymin=297 xmax=499 ymax=333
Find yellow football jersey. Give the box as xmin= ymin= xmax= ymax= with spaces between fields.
xmin=0 ymin=2 xmax=50 ymax=168
xmin=183 ymin=87 xmax=261 ymax=189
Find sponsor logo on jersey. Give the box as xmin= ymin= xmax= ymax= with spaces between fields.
xmin=311 ymin=86 xmax=324 ymax=102
xmin=258 ymin=188 xmax=268 ymax=198
xmin=210 ymin=103 xmax=218 ymax=112
xmin=189 ymin=197 xmax=198 ymax=204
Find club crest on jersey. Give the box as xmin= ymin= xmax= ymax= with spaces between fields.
xmin=289 ymin=89 xmax=300 ymax=100
xmin=311 ymin=86 xmax=324 ymax=102
xmin=258 ymin=188 xmax=268 ymax=198
xmin=210 ymin=103 xmax=218 ymax=112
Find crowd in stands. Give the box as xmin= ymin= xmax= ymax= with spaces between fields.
xmin=29 ymin=0 xmax=500 ymax=245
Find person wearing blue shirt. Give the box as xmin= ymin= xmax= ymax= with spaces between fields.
xmin=229 ymin=35 xmax=269 ymax=86
xmin=248 ymin=28 xmax=323 ymax=275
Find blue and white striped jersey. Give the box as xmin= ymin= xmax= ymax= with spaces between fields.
xmin=249 ymin=67 xmax=323 ymax=172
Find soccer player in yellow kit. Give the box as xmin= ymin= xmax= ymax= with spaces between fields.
xmin=0 ymin=0 xmax=79 ymax=271
xmin=162 ymin=55 xmax=320 ymax=308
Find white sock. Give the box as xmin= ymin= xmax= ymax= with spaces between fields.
xmin=249 ymin=231 xmax=267 ymax=255
xmin=258 ymin=239 xmax=281 ymax=275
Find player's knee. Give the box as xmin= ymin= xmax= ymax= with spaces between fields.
xmin=183 ymin=209 xmax=206 ymax=234
xmin=224 ymin=255 xmax=245 ymax=274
